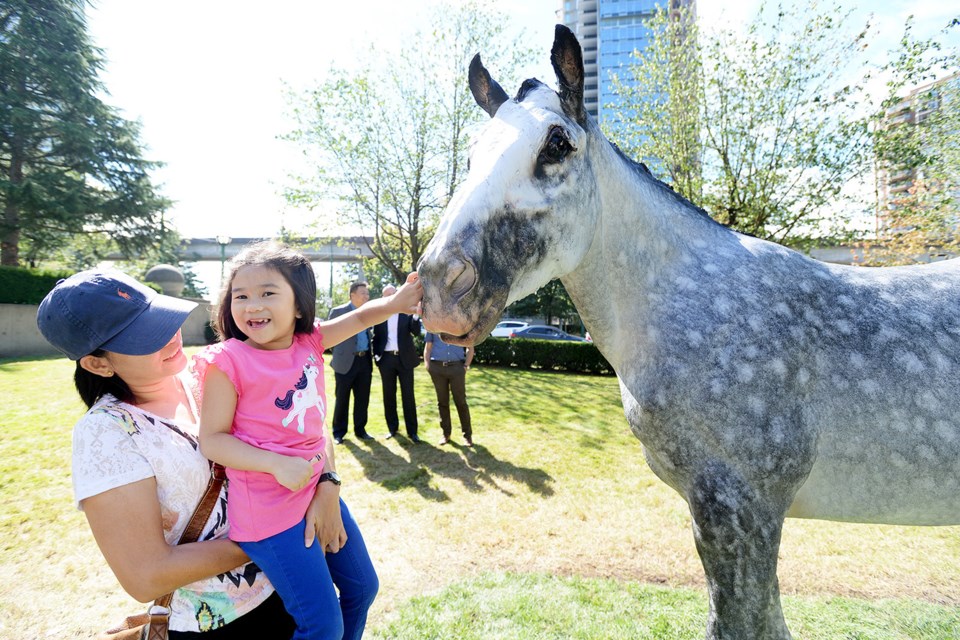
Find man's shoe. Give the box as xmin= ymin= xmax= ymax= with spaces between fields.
xmin=334 ymin=437 xmax=344 ymax=445
xmin=409 ymin=434 xmax=422 ymax=443
xmin=464 ymin=436 xmax=473 ymax=447
xmin=358 ymin=432 xmax=375 ymax=441
xmin=385 ymin=432 xmax=398 ymax=439
xmin=438 ymin=436 xmax=450 ymax=445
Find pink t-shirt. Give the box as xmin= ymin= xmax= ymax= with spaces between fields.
xmin=194 ymin=325 xmax=327 ymax=542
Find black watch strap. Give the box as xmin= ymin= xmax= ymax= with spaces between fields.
xmin=319 ymin=471 xmax=341 ymax=485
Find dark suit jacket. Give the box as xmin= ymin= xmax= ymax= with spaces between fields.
xmin=373 ymin=313 xmax=422 ymax=370
xmin=328 ymin=301 xmax=373 ymax=375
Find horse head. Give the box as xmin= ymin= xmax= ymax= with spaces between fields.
xmin=418 ymin=25 xmax=600 ymax=345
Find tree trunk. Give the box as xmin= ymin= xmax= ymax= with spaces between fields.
xmin=2 ymin=146 xmax=23 ymax=267
xmin=1 ymin=205 xmax=20 ymax=266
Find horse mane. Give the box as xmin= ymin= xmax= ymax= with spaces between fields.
xmin=515 ymin=78 xmax=545 ymax=103
xmin=604 ymin=135 xmax=719 ymax=225
xmin=514 ymin=76 xmax=722 ymax=228
xmin=294 ymin=370 xmax=309 ymax=390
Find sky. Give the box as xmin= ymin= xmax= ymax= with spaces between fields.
xmin=84 ymin=0 xmax=564 ymax=242
xmin=83 ymin=1 xmax=956 ymax=295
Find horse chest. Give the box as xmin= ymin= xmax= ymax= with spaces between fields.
xmin=616 ymin=357 xmax=817 ymax=496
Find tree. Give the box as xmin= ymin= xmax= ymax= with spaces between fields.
xmin=860 ymin=21 xmax=960 ymax=265
xmin=283 ymin=0 xmax=536 ymax=283
xmin=0 ymin=0 xmax=169 ymax=267
xmin=608 ymin=1 xmax=876 ymax=250
xmin=505 ymin=279 xmax=581 ymax=333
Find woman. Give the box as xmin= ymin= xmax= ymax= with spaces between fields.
xmin=37 ymin=269 xmax=342 ymax=639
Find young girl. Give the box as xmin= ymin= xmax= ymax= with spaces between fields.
xmin=196 ymin=241 xmax=422 ymax=640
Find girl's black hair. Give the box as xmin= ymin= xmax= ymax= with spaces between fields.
xmin=74 ymin=349 xmax=135 ymax=409
xmin=214 ymin=241 xmax=317 ymax=341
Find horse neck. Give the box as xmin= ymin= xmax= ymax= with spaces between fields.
xmin=561 ymin=134 xmax=721 ymax=367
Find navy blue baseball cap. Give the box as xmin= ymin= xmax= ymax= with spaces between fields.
xmin=37 ymin=269 xmax=198 ymax=360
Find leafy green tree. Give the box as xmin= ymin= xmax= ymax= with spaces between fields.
xmin=283 ymin=0 xmax=535 ymax=283
xmin=506 ymin=279 xmax=582 ymax=333
xmin=609 ymin=1 xmax=875 ymax=250
xmin=0 ymin=0 xmax=169 ymax=267
xmin=860 ymin=21 xmax=960 ymax=265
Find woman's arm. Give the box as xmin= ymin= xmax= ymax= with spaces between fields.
xmin=82 ymin=477 xmax=248 ymax=602
xmin=199 ymin=366 xmax=313 ymax=491
xmin=322 ymin=273 xmax=422 ymax=348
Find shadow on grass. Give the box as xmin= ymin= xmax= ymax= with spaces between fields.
xmin=0 ymin=353 xmax=64 ymax=368
xmin=469 ymin=366 xmax=629 ymax=446
xmin=342 ymin=437 xmax=554 ymax=502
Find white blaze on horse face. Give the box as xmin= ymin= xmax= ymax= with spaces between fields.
xmin=420 ymin=83 xmax=597 ymax=342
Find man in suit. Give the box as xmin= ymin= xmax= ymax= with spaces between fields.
xmin=328 ymin=281 xmax=375 ymax=444
xmin=373 ymin=284 xmax=422 ymax=443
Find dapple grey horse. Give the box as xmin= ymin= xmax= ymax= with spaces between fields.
xmin=417 ymin=25 xmax=960 ymax=640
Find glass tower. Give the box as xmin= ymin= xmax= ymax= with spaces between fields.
xmin=560 ymin=0 xmax=696 ymax=123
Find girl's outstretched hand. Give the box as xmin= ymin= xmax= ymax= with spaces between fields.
xmin=391 ymin=272 xmax=422 ymax=314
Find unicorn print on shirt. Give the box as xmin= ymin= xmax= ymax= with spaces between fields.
xmin=274 ymin=355 xmax=325 ymax=433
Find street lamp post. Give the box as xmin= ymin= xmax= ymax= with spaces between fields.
xmin=216 ymin=235 xmax=232 ymax=287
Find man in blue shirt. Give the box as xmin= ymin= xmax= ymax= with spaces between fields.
xmin=328 ymin=281 xmax=375 ymax=443
xmin=423 ymin=332 xmax=474 ymax=446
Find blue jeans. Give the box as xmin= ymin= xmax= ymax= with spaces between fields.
xmin=239 ymin=499 xmax=378 ymax=640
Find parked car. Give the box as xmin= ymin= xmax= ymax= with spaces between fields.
xmin=509 ymin=325 xmax=588 ymax=342
xmin=490 ymin=320 xmax=529 ymax=338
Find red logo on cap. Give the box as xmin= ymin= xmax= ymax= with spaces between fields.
xmin=118 ymin=288 xmax=131 ymax=300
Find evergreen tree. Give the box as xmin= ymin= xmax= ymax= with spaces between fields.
xmin=0 ymin=0 xmax=169 ymax=267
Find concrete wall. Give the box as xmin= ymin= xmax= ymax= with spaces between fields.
xmin=1 ymin=300 xmax=213 ymax=360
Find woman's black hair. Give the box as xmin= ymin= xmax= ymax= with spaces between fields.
xmin=74 ymin=349 xmax=135 ymax=409
xmin=214 ymin=241 xmax=317 ymax=341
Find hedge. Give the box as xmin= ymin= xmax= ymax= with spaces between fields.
xmin=475 ymin=337 xmax=614 ymax=374
xmin=0 ymin=266 xmax=74 ymax=305
xmin=414 ymin=334 xmax=614 ymax=375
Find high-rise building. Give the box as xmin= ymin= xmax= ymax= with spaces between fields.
xmin=878 ymin=73 xmax=960 ymax=212
xmin=560 ymin=0 xmax=696 ymax=123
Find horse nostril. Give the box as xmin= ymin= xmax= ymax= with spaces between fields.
xmin=446 ymin=258 xmax=478 ymax=301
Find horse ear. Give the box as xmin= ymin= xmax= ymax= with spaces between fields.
xmin=469 ymin=54 xmax=508 ymax=118
xmin=551 ymin=24 xmax=587 ymax=124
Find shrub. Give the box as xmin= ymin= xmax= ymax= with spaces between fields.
xmin=473 ymin=337 xmax=516 ymax=367
xmin=417 ymin=331 xmax=613 ymax=375
xmin=0 ymin=266 xmax=74 ymax=305
xmin=474 ymin=337 xmax=613 ymax=374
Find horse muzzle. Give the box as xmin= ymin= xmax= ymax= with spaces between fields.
xmin=418 ymin=251 xmax=506 ymax=345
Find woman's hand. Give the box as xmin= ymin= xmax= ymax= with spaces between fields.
xmin=304 ymin=481 xmax=347 ymax=552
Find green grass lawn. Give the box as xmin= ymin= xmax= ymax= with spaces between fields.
xmin=1 ymin=354 xmax=958 ymax=639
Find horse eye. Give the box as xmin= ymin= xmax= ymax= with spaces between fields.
xmin=539 ymin=126 xmax=573 ymax=165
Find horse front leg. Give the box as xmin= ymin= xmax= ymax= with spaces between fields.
xmin=687 ymin=461 xmax=792 ymax=640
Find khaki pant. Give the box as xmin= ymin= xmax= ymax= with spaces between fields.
xmin=428 ymin=361 xmax=471 ymax=438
